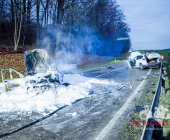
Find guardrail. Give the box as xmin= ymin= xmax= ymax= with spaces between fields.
xmin=140 ymin=63 xmax=165 ymax=140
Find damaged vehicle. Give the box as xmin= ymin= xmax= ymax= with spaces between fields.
xmin=128 ymin=51 xmax=163 ymax=70
xmin=1 ymin=49 xmax=64 ymax=94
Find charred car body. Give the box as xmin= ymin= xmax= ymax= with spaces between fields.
xmin=1 ymin=49 xmax=64 ymax=93
xmin=128 ymin=51 xmax=162 ymax=70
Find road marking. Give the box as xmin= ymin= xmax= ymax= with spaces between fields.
xmin=95 ymin=65 xmax=128 ymax=78
xmin=95 ymin=69 xmax=152 ymax=140
xmin=81 ymin=60 xmax=128 ymax=72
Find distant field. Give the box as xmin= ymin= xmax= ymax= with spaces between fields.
xmin=144 ymin=50 xmax=170 ymax=57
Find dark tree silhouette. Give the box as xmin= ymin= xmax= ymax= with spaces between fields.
xmin=0 ymin=0 xmax=131 ymax=56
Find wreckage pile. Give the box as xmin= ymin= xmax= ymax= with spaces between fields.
xmin=1 ymin=49 xmax=64 ymax=93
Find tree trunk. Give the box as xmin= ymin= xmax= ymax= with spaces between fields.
xmin=26 ymin=0 xmax=31 ymax=44
xmin=46 ymin=0 xmax=49 ymax=25
xmin=13 ymin=0 xmax=23 ymax=51
xmin=36 ymin=0 xmax=40 ymax=47
xmin=56 ymin=0 xmax=64 ymax=51
xmin=11 ymin=0 xmax=14 ymax=24
xmin=57 ymin=0 xmax=64 ymax=25
xmin=67 ymin=0 xmax=75 ymax=52
xmin=27 ymin=0 xmax=31 ymax=24
xmin=53 ymin=0 xmax=57 ymax=25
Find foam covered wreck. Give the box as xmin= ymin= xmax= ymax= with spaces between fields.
xmin=1 ymin=49 xmax=64 ymax=93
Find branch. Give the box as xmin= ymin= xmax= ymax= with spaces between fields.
xmin=63 ymin=1 xmax=88 ymax=10
xmin=40 ymin=0 xmax=45 ymax=9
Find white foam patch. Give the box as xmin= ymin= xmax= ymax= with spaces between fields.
xmin=66 ymin=112 xmax=77 ymax=117
xmin=0 ymin=74 xmax=118 ymax=113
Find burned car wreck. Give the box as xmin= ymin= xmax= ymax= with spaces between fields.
xmin=1 ymin=49 xmax=64 ymax=93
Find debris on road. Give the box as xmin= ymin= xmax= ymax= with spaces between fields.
xmin=117 ymin=82 xmax=130 ymax=90
xmin=135 ymin=106 xmax=145 ymax=112
xmin=141 ymin=75 xmax=148 ymax=80
xmin=107 ymin=66 xmax=114 ymax=69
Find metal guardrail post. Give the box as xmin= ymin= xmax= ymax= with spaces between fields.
xmin=161 ymin=78 xmax=165 ymax=94
xmin=161 ymin=67 xmax=165 ymax=94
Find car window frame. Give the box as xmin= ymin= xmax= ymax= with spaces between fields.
xmin=136 ymin=55 xmax=143 ymax=60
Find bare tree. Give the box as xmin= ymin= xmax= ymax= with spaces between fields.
xmin=56 ymin=0 xmax=64 ymax=51
xmin=11 ymin=0 xmax=14 ymax=24
xmin=67 ymin=0 xmax=75 ymax=51
xmin=13 ymin=0 xmax=24 ymax=51
xmin=36 ymin=0 xmax=40 ymax=47
xmin=41 ymin=0 xmax=49 ymax=27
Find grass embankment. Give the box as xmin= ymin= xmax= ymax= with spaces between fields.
xmin=159 ymin=61 xmax=170 ymax=138
xmin=155 ymin=50 xmax=170 ymax=138
xmin=78 ymin=52 xmax=130 ymax=70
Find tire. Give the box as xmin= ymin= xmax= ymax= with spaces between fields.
xmin=140 ymin=63 xmax=145 ymax=70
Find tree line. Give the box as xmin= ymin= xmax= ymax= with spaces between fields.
xmin=0 ymin=0 xmax=131 ymax=56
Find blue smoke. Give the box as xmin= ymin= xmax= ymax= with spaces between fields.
xmin=40 ymin=26 xmax=130 ymax=57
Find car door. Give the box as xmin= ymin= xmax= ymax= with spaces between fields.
xmin=136 ymin=55 xmax=143 ymax=67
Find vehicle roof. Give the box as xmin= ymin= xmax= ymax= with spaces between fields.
xmin=129 ymin=51 xmax=142 ymax=59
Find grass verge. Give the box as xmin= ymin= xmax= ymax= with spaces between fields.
xmin=78 ymin=52 xmax=130 ymax=70
xmin=158 ymin=60 xmax=170 ymax=139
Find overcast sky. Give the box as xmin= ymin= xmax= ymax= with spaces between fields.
xmin=116 ymin=0 xmax=170 ymax=50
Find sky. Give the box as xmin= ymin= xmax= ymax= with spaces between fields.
xmin=116 ymin=0 xmax=170 ymax=50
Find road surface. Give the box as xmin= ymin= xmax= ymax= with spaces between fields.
xmin=0 ymin=60 xmax=158 ymax=140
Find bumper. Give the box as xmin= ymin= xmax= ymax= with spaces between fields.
xmin=147 ymin=62 xmax=161 ymax=67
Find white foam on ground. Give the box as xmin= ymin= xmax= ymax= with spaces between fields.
xmin=0 ymin=74 xmax=118 ymax=113
xmin=66 ymin=112 xmax=77 ymax=117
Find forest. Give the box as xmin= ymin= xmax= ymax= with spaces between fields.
xmin=0 ymin=0 xmax=131 ymax=56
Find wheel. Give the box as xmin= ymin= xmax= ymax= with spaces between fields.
xmin=140 ymin=63 xmax=145 ymax=70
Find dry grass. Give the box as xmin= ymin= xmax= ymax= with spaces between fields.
xmin=0 ymin=53 xmax=26 ymax=82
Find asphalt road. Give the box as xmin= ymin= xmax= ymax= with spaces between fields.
xmin=0 ymin=60 xmax=157 ymax=140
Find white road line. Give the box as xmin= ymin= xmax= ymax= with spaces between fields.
xmin=95 ymin=69 xmax=152 ymax=140
xmin=95 ymin=65 xmax=128 ymax=78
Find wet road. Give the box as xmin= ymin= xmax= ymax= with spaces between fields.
xmin=0 ymin=60 xmax=155 ymax=140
